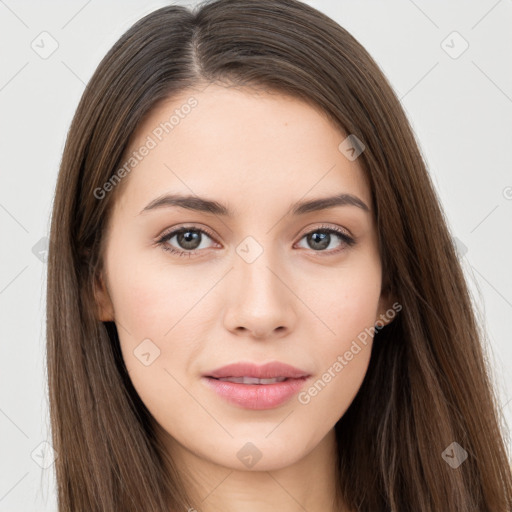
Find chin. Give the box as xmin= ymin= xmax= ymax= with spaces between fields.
xmin=193 ymin=431 xmax=318 ymax=472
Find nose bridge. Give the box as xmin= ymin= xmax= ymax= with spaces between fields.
xmin=222 ymin=234 xmax=296 ymax=337
xmin=234 ymin=234 xmax=286 ymax=303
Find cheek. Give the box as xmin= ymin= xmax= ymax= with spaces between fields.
xmin=320 ymin=258 xmax=382 ymax=343
xmin=108 ymin=261 xmax=203 ymax=418
xmin=103 ymin=244 xmax=204 ymax=389
xmin=302 ymin=261 xmax=381 ymax=416
xmin=106 ymin=244 xmax=204 ymax=336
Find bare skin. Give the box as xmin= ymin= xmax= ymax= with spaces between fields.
xmin=95 ymin=83 xmax=394 ymax=512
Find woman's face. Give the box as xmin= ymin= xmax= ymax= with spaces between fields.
xmin=97 ymin=83 xmax=392 ymax=471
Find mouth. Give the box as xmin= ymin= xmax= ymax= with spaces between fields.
xmin=202 ymin=361 xmax=311 ymax=410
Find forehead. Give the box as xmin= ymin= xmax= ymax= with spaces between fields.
xmin=114 ymin=84 xmax=371 ymax=217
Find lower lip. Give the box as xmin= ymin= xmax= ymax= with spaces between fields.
xmin=202 ymin=377 xmax=309 ymax=410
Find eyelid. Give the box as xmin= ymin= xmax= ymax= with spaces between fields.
xmin=296 ymin=223 xmax=353 ymax=240
xmin=156 ymin=223 xmax=218 ymax=243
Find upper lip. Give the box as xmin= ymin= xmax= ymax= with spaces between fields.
xmin=205 ymin=361 xmax=310 ymax=379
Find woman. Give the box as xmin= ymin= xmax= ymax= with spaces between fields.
xmin=46 ymin=0 xmax=512 ymax=510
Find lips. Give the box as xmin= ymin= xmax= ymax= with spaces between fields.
xmin=205 ymin=361 xmax=310 ymax=380
xmin=202 ymin=361 xmax=311 ymax=410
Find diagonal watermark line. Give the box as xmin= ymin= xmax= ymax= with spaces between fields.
xmin=163 ymin=367 xmax=233 ymax=438
xmin=0 ymin=408 xmax=29 ymax=439
xmin=200 ymin=470 xmax=234 ymax=503
xmin=500 ymin=395 xmax=512 ymax=414
xmin=163 ymin=267 xmax=234 ymax=337
xmin=265 ymin=409 xmax=294 ymax=438
xmin=164 ymin=163 xmax=232 ymax=234
xmin=0 ymin=472 xmax=29 ymax=502
xmin=61 ymin=60 xmax=86 ymax=86
xmin=407 ymin=0 xmax=439 ymax=28
xmin=0 ymin=266 xmax=28 ymax=295
xmin=0 ymin=0 xmax=29 ymax=28
xmin=466 ymin=392 xmax=512 ymax=450
xmin=266 ymin=472 xmax=309 ymax=511
xmin=400 ymin=62 xmax=439 ymax=102
xmin=0 ymin=203 xmax=29 ymax=233
xmin=266 ymin=163 xmax=337 ymax=235
xmin=114 ymin=318 xmax=132 ymax=337
xmin=61 ymin=0 xmax=92 ymax=29
xmin=472 ymin=61 xmax=512 ymax=104
xmin=471 ymin=0 xmax=503 ymax=30
xmin=469 ymin=204 xmax=499 ymax=233
xmin=266 ymin=266 xmax=336 ymax=335
xmin=471 ymin=265 xmax=512 ymax=309
xmin=0 ymin=62 xmax=29 ymax=92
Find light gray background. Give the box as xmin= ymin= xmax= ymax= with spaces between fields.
xmin=1 ymin=0 xmax=511 ymax=510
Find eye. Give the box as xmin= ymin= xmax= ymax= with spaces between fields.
xmin=156 ymin=223 xmax=355 ymax=258
xmin=295 ymin=224 xmax=355 ymax=254
xmin=156 ymin=226 xmax=218 ymax=257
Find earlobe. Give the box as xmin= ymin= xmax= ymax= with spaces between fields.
xmin=93 ymin=273 xmax=115 ymax=322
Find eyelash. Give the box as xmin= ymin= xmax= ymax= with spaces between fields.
xmin=156 ymin=224 xmax=355 ymax=258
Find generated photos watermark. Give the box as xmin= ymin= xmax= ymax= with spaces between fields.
xmin=298 ymin=301 xmax=402 ymax=405
xmin=93 ymin=96 xmax=198 ymax=200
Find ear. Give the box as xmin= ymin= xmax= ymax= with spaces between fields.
xmin=93 ymin=272 xmax=115 ymax=322
xmin=375 ymin=287 xmax=399 ymax=329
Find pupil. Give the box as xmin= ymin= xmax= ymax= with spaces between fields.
xmin=309 ymin=231 xmax=329 ymax=250
xmin=178 ymin=230 xmax=201 ymax=250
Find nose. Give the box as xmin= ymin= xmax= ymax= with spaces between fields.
xmin=222 ymin=248 xmax=297 ymax=340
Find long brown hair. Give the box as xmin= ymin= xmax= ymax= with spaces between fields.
xmin=47 ymin=0 xmax=512 ymax=510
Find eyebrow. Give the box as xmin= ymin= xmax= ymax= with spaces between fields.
xmin=140 ymin=193 xmax=370 ymax=216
